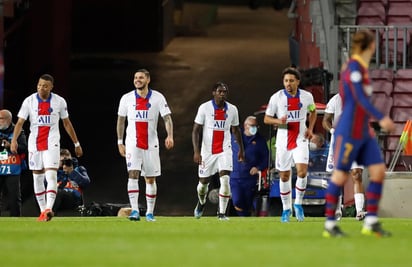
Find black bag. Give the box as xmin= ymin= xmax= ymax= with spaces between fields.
xmin=82 ymin=202 xmax=129 ymax=216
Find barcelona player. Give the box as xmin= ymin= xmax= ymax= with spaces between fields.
xmin=323 ymin=29 xmax=395 ymax=237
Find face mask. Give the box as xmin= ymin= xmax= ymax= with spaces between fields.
xmin=0 ymin=124 xmax=8 ymax=130
xmin=309 ymin=142 xmax=317 ymax=150
xmin=249 ymin=126 xmax=257 ymax=135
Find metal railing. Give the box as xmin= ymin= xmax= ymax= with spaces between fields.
xmin=339 ymin=25 xmax=412 ymax=70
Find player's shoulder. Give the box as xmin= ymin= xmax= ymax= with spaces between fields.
xmin=50 ymin=92 xmax=65 ymax=100
xmin=225 ymin=101 xmax=239 ymax=111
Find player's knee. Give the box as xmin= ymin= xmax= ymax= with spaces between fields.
xmin=219 ymin=175 xmax=230 ymax=195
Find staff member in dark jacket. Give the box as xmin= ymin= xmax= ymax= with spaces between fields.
xmin=0 ymin=109 xmax=27 ymax=216
xmin=230 ymin=116 xmax=269 ymax=216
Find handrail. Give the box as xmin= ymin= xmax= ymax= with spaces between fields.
xmin=338 ymin=25 xmax=412 ymax=70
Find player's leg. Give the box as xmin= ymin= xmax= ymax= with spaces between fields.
xmin=350 ymin=166 xmax=365 ymax=220
xmin=323 ymin=170 xmax=350 ymax=237
xmin=126 ymin=147 xmax=142 ymax=221
xmin=194 ymin=153 xmax=214 ymax=219
xmin=293 ymin=143 xmax=309 ymax=222
xmin=217 ymin=170 xmax=231 ymax=220
xmin=276 ymin=148 xmax=293 ymax=222
xmin=30 ymin=152 xmax=47 ymax=218
xmin=360 ymin=139 xmax=391 ymax=237
xmin=142 ymin=149 xmax=160 ymax=222
xmin=144 ymin=177 xmax=157 ymax=222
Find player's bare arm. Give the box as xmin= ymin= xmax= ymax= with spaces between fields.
xmin=116 ymin=115 xmax=126 ymax=157
xmin=322 ymin=112 xmax=334 ymax=132
xmin=163 ymin=114 xmax=174 ymax=149
xmin=263 ymin=114 xmax=287 ymax=126
xmin=10 ymin=118 xmax=25 ymax=154
xmin=62 ymin=118 xmax=83 ymax=157
xmin=192 ymin=123 xmax=202 ymax=164
xmin=305 ymin=109 xmax=317 ymax=139
xmin=232 ymin=125 xmax=245 ymax=162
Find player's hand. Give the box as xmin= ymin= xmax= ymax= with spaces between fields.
xmin=379 ymin=116 xmax=395 ymax=133
xmin=193 ymin=152 xmax=201 ymax=164
xmin=305 ymin=129 xmax=314 ymax=139
xmin=250 ymin=167 xmax=259 ymax=175
xmin=10 ymin=140 xmax=18 ymax=154
xmin=75 ymin=145 xmax=83 ymax=157
xmin=118 ymin=144 xmax=126 ymax=157
xmin=280 ymin=115 xmax=287 ymax=125
xmin=165 ymin=136 xmax=174 ymax=150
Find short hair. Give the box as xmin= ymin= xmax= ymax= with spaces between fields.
xmin=282 ymin=67 xmax=301 ymax=81
xmin=212 ymin=82 xmax=228 ymax=92
xmin=0 ymin=109 xmax=12 ymax=121
xmin=60 ymin=148 xmax=71 ymax=157
xmin=351 ymin=29 xmax=375 ymax=53
xmin=244 ymin=115 xmax=257 ymax=124
xmin=40 ymin=74 xmax=54 ymax=84
xmin=136 ymin=68 xmax=150 ymax=79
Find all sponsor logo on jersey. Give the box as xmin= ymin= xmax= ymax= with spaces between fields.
xmin=37 ymin=115 xmax=51 ymax=125
xmin=287 ymin=110 xmax=301 ymax=121
xmin=135 ymin=110 xmax=148 ymax=120
xmin=213 ymin=120 xmax=226 ymax=130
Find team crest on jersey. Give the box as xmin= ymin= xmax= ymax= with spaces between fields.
xmin=146 ymin=103 xmax=151 ymax=108
xmin=350 ymin=70 xmax=362 ymax=83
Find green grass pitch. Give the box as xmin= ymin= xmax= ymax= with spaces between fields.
xmin=0 ymin=216 xmax=411 ymax=267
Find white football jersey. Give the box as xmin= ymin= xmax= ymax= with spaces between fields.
xmin=324 ymin=93 xmax=343 ymax=124
xmin=17 ymin=92 xmax=69 ymax=152
xmin=194 ymin=100 xmax=240 ymax=155
xmin=265 ymin=89 xmax=315 ymax=150
xmin=118 ymin=89 xmax=171 ymax=149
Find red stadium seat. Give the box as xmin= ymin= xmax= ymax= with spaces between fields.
xmin=388 ymin=2 xmax=412 ymax=20
xmin=371 ymin=79 xmax=394 ymax=96
xmin=371 ymin=93 xmax=392 ymax=115
xmin=391 ymin=106 xmax=411 ymax=122
xmin=392 ymin=92 xmax=412 ymax=106
xmin=358 ymin=2 xmax=386 ymax=22
xmin=357 ymin=16 xmax=385 ymax=26
xmin=395 ymin=68 xmax=412 ymax=80
xmin=370 ymin=69 xmax=394 ymax=82
xmin=393 ymin=79 xmax=412 ymax=92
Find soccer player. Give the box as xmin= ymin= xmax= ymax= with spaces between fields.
xmin=322 ymin=29 xmax=395 ymax=238
xmin=323 ymin=93 xmax=366 ymax=221
xmin=116 ymin=69 xmax=174 ymax=222
xmin=192 ymin=82 xmax=244 ymax=220
xmin=264 ymin=67 xmax=317 ymax=222
xmin=10 ymin=74 xmax=83 ymax=221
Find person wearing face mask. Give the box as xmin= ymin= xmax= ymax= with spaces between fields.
xmin=308 ymin=133 xmax=329 ymax=171
xmin=0 ymin=109 xmax=27 ymax=216
xmin=230 ymin=116 xmax=269 ymax=216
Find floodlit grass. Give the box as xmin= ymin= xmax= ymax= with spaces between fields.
xmin=0 ymin=216 xmax=411 ymax=267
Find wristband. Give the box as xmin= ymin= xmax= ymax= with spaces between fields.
xmin=330 ymin=128 xmax=335 ymax=134
xmin=117 ymin=139 xmax=123 ymax=145
xmin=74 ymin=142 xmax=80 ymax=148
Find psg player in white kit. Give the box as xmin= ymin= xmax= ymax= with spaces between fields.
xmin=192 ymin=82 xmax=244 ymax=220
xmin=117 ymin=69 xmax=174 ymax=222
xmin=11 ymin=74 xmax=83 ymax=221
xmin=264 ymin=67 xmax=317 ymax=222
